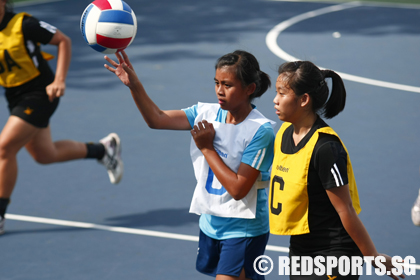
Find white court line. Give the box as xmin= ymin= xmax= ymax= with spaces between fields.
xmin=5 ymin=213 xmax=420 ymax=271
xmin=6 ymin=213 xmax=199 ymax=242
xmin=265 ymin=1 xmax=420 ymax=93
xmin=6 ymin=213 xmax=287 ymax=250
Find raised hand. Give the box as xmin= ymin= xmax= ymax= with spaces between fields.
xmin=104 ymin=50 xmax=138 ymax=88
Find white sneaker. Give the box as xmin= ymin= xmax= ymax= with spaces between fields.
xmin=412 ymin=189 xmax=420 ymax=226
xmin=0 ymin=216 xmax=5 ymax=235
xmin=99 ymin=133 xmax=123 ymax=184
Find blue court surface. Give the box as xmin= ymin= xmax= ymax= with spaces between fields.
xmin=1 ymin=0 xmax=419 ymax=279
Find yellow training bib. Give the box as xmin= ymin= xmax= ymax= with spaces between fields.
xmin=269 ymin=122 xmax=361 ymax=235
xmin=0 ymin=13 xmax=41 ymax=88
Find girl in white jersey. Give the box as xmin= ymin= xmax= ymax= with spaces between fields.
xmin=105 ymin=50 xmax=275 ymax=280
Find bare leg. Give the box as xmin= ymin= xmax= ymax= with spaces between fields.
xmin=0 ymin=116 xmax=40 ymax=198
xmin=0 ymin=116 xmax=89 ymax=198
xmin=25 ymin=125 xmax=87 ymax=164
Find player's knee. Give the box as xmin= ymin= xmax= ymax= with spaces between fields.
xmin=0 ymin=140 xmax=19 ymax=159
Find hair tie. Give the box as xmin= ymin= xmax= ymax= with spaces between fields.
xmin=319 ymin=80 xmax=326 ymax=87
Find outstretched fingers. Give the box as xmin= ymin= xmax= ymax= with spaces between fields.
xmin=120 ymin=50 xmax=133 ymax=69
xmin=103 ymin=55 xmax=119 ymax=72
xmin=115 ymin=51 xmax=124 ymax=64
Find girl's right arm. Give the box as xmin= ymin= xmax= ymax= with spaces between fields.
xmin=104 ymin=51 xmax=191 ymax=130
xmin=327 ymin=186 xmax=405 ymax=280
xmin=46 ymin=29 xmax=71 ymax=102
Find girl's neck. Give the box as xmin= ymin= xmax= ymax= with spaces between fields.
xmin=292 ymin=112 xmax=318 ymax=146
xmin=226 ymin=103 xmax=253 ymax=125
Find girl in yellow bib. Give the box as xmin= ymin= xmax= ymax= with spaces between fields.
xmin=0 ymin=0 xmax=123 ymax=235
xmin=270 ymin=61 xmax=404 ymax=280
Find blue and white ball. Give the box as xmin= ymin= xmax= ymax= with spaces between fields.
xmin=80 ymin=0 xmax=137 ymax=54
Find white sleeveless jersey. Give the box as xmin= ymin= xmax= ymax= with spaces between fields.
xmin=189 ymin=103 xmax=275 ymax=219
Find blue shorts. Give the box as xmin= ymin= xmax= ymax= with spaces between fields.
xmin=196 ymin=230 xmax=269 ymax=280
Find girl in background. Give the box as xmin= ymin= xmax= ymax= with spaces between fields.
xmin=0 ymin=0 xmax=123 ymax=235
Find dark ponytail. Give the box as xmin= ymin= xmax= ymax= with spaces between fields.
xmin=278 ymin=61 xmax=346 ymax=119
xmin=321 ymin=69 xmax=346 ymax=119
xmin=216 ymin=50 xmax=271 ymax=102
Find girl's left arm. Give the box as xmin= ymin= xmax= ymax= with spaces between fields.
xmin=191 ymin=120 xmax=261 ymax=200
xmin=46 ymin=29 xmax=72 ymax=102
xmin=327 ymin=186 xmax=405 ymax=280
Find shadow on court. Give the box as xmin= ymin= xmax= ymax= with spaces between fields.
xmin=106 ymin=208 xmax=198 ymax=227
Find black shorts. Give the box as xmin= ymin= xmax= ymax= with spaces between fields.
xmin=289 ymin=247 xmax=363 ymax=280
xmin=8 ymin=93 xmax=59 ymax=128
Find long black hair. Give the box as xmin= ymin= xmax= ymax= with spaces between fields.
xmin=278 ymin=61 xmax=346 ymax=119
xmin=215 ymin=50 xmax=271 ymax=102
